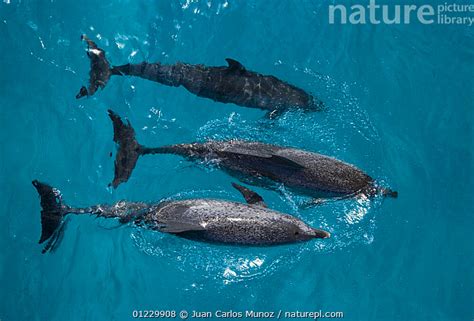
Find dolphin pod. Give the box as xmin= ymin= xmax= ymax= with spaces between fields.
xmin=76 ymin=35 xmax=322 ymax=115
xmin=32 ymin=180 xmax=330 ymax=253
xmin=107 ymin=110 xmax=397 ymax=201
xmin=31 ymin=34 xmax=397 ymax=254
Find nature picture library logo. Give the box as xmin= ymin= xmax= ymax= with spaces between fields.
xmin=328 ymin=0 xmax=474 ymax=26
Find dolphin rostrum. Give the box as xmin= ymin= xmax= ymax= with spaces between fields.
xmin=32 ymin=180 xmax=330 ymax=253
xmin=107 ymin=110 xmax=397 ymax=201
xmin=76 ymin=35 xmax=322 ymax=114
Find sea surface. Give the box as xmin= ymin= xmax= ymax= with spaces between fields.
xmin=0 ymin=1 xmax=472 ymax=321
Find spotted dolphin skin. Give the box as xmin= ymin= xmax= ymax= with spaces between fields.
xmin=76 ymin=35 xmax=322 ymax=114
xmin=108 ymin=110 xmax=397 ymax=201
xmin=32 ymin=180 xmax=330 ymax=253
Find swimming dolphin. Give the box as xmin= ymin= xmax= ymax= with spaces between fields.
xmin=107 ymin=110 xmax=397 ymax=201
xmin=76 ymin=35 xmax=322 ymax=114
xmin=32 ymin=180 xmax=330 ymax=253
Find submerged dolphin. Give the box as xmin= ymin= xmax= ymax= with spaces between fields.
xmin=32 ymin=180 xmax=330 ymax=253
xmin=76 ymin=35 xmax=322 ymax=114
xmin=107 ymin=110 xmax=397 ymax=201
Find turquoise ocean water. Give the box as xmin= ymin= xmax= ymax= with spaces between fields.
xmin=0 ymin=1 xmax=472 ymax=320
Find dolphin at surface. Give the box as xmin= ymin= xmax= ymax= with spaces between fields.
xmin=107 ymin=110 xmax=397 ymax=202
xmin=32 ymin=180 xmax=330 ymax=254
xmin=75 ymin=35 xmax=322 ymax=115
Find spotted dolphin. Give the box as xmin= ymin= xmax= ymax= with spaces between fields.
xmin=107 ymin=110 xmax=397 ymax=202
xmin=32 ymin=180 xmax=330 ymax=253
xmin=76 ymin=35 xmax=322 ymax=114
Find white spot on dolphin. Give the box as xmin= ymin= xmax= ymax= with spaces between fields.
xmin=226 ymin=217 xmax=243 ymax=222
xmin=89 ymin=48 xmax=102 ymax=56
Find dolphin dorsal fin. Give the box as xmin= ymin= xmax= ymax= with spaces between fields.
xmin=232 ymin=183 xmax=267 ymax=208
xmin=225 ymin=58 xmax=246 ymax=73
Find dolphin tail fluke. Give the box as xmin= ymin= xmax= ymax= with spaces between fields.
xmin=32 ymin=180 xmax=72 ymax=253
xmin=107 ymin=110 xmax=145 ymax=188
xmin=76 ymin=35 xmax=113 ymax=99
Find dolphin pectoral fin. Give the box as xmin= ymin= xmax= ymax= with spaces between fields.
xmin=301 ymin=198 xmax=328 ymax=209
xmin=220 ymin=147 xmax=304 ymax=170
xmin=219 ymin=147 xmax=272 ymax=159
xmin=232 ymin=182 xmax=267 ymax=207
xmin=159 ymin=221 xmax=206 ymax=234
xmin=301 ymin=193 xmax=358 ymax=209
xmin=225 ymin=58 xmax=246 ymax=73
xmin=269 ymin=155 xmax=305 ymax=170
